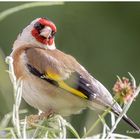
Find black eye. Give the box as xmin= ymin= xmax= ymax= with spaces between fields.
xmin=51 ymin=31 xmax=56 ymax=36
xmin=34 ymin=22 xmax=44 ymax=30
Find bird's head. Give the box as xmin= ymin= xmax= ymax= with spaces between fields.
xmin=19 ymin=18 xmax=57 ymax=50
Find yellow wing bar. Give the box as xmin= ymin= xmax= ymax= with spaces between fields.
xmin=46 ymin=71 xmax=88 ymax=99
xmin=58 ymin=81 xmax=87 ymax=99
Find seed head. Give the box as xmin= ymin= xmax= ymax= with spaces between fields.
xmin=113 ymin=77 xmax=135 ymax=104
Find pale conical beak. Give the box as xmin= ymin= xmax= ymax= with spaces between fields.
xmin=40 ymin=26 xmax=52 ymax=39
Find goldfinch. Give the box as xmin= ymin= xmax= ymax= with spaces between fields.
xmin=10 ymin=17 xmax=140 ymax=131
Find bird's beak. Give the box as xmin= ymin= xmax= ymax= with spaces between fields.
xmin=40 ymin=26 xmax=52 ymax=39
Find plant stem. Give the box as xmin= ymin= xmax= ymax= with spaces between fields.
xmin=106 ymin=76 xmax=140 ymax=138
xmin=0 ymin=2 xmax=64 ymax=22
xmin=82 ymin=107 xmax=111 ymax=138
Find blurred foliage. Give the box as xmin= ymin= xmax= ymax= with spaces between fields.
xmin=0 ymin=2 xmax=140 ymax=138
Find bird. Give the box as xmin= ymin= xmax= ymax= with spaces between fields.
xmin=10 ymin=17 xmax=140 ymax=131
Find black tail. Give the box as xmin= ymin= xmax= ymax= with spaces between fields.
xmin=113 ymin=111 xmax=140 ymax=132
xmin=122 ymin=115 xmax=140 ymax=132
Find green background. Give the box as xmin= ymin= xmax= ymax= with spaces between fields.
xmin=0 ymin=2 xmax=140 ymax=138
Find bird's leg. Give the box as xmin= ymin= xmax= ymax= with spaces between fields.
xmin=27 ymin=109 xmax=54 ymax=126
xmin=39 ymin=109 xmax=54 ymax=119
xmin=27 ymin=114 xmax=40 ymax=126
